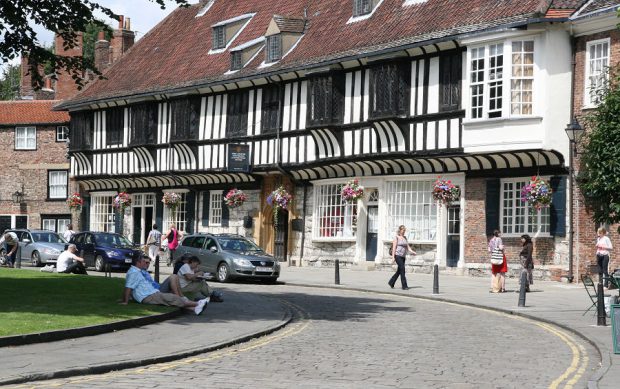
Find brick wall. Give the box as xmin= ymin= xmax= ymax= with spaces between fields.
xmin=0 ymin=124 xmax=72 ymax=231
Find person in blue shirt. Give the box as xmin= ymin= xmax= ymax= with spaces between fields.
xmin=140 ymin=258 xmax=183 ymax=296
xmin=120 ymin=256 xmax=208 ymax=315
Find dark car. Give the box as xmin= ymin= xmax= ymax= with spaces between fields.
xmin=69 ymin=232 xmax=142 ymax=272
xmin=176 ymin=233 xmax=280 ymax=283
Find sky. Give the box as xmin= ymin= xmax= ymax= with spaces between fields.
xmin=2 ymin=0 xmax=197 ymax=71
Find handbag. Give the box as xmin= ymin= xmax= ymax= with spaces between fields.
xmin=490 ymin=248 xmax=504 ymax=265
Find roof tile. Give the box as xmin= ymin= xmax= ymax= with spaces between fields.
xmin=0 ymin=100 xmax=69 ymax=126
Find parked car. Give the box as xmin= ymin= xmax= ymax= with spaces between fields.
xmin=176 ymin=233 xmax=280 ymax=283
xmin=0 ymin=229 xmax=66 ymax=266
xmin=69 ymin=232 xmax=142 ymax=272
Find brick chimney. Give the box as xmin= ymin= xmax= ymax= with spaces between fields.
xmin=19 ymin=54 xmax=37 ymax=99
xmin=109 ymin=16 xmax=135 ymax=64
xmin=94 ymin=30 xmax=111 ymax=72
xmin=54 ymin=32 xmax=84 ymax=100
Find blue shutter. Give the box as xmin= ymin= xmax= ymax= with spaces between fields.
xmin=486 ymin=179 xmax=500 ymax=236
xmin=155 ymin=191 xmax=163 ymax=231
xmin=186 ymin=191 xmax=196 ymax=234
xmin=550 ymin=176 xmax=567 ymax=237
xmin=221 ymin=190 xmax=230 ymax=227
xmin=80 ymin=196 xmax=90 ymax=231
xmin=201 ymin=191 xmax=209 ymax=227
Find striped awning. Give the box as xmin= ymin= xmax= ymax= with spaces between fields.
xmin=288 ymin=149 xmax=565 ymax=181
xmin=80 ymin=172 xmax=256 ymax=191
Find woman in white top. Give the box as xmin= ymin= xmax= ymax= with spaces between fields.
xmin=596 ymin=227 xmax=613 ymax=287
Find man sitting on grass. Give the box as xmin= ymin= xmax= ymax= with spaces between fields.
xmin=178 ymin=256 xmax=221 ymax=301
xmin=121 ymin=256 xmax=208 ymax=315
xmin=57 ymin=244 xmax=88 ymax=275
xmin=140 ymin=257 xmax=183 ymax=296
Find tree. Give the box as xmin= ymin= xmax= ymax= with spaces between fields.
xmin=578 ymin=70 xmax=620 ymax=231
xmin=0 ymin=0 xmax=188 ymax=90
xmin=0 ymin=64 xmax=20 ymax=100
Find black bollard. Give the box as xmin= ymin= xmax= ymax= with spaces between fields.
xmin=335 ymin=259 xmax=340 ymax=285
xmin=15 ymin=245 xmax=21 ymax=269
xmin=433 ymin=264 xmax=439 ymax=294
xmin=154 ymin=254 xmax=160 ymax=284
xmin=597 ymin=280 xmax=607 ymax=326
xmin=518 ymin=271 xmax=527 ymax=307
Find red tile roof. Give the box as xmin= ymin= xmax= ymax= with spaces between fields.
xmin=63 ymin=0 xmax=553 ymax=107
xmin=0 ymin=100 xmax=70 ymax=125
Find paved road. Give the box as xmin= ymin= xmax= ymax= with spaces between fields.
xmin=10 ymin=283 xmax=596 ymax=389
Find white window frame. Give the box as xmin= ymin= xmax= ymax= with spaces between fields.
xmin=213 ymin=26 xmax=226 ymax=49
xmin=48 ymin=170 xmax=68 ymax=199
xmin=163 ymin=191 xmax=188 ymax=233
xmin=15 ymin=126 xmax=36 ymax=150
xmin=266 ymin=35 xmax=282 ymax=63
xmin=467 ymin=39 xmax=535 ymax=120
xmin=313 ymin=183 xmax=358 ymax=240
xmin=90 ymin=192 xmax=116 ymax=233
xmin=584 ymin=38 xmax=610 ymax=108
xmin=0 ymin=215 xmax=29 ymax=230
xmin=209 ymin=192 xmax=223 ymax=226
xmin=500 ymin=177 xmax=550 ymax=237
xmin=56 ymin=126 xmax=69 ymax=142
xmin=384 ymin=179 xmax=438 ymax=243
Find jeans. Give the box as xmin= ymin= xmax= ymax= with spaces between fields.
xmin=388 ymin=255 xmax=408 ymax=289
xmin=4 ymin=243 xmax=17 ymax=266
xmin=597 ymin=254 xmax=610 ymax=287
xmin=60 ymin=261 xmax=88 ymax=275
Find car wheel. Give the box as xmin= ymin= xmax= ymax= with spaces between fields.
xmin=95 ymin=255 xmax=106 ymax=272
xmin=0 ymin=249 xmax=6 ymax=266
xmin=217 ymin=262 xmax=231 ymax=283
xmin=31 ymin=251 xmax=42 ymax=267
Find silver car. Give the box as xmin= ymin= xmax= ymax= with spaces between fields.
xmin=1 ymin=229 xmax=66 ymax=267
xmin=176 ymin=234 xmax=280 ymax=283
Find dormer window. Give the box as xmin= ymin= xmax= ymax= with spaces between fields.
xmin=266 ymin=35 xmax=282 ymax=63
xmin=353 ymin=0 xmax=372 ymax=17
xmin=231 ymin=51 xmax=243 ymax=70
xmin=213 ymin=26 xmax=226 ymax=49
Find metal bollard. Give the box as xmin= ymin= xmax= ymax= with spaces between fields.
xmin=518 ymin=271 xmax=527 ymax=307
xmin=15 ymin=245 xmax=22 ymax=269
xmin=433 ymin=264 xmax=439 ymax=294
xmin=597 ymin=279 xmax=607 ymax=326
xmin=335 ymin=259 xmax=340 ymax=285
xmin=154 ymin=254 xmax=160 ymax=284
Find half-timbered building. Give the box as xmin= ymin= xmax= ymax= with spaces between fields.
xmin=58 ymin=0 xmax=597 ymax=280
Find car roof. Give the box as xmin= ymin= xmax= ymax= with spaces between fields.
xmin=184 ymin=233 xmax=246 ymax=239
xmin=4 ymin=229 xmax=57 ymax=234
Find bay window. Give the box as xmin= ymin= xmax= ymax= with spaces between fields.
xmin=314 ymin=183 xmax=357 ymax=239
xmin=163 ymin=192 xmax=188 ymax=233
xmin=384 ymin=180 xmax=437 ymax=242
xmin=500 ymin=178 xmax=550 ymax=235
xmin=90 ymin=194 xmax=115 ymax=232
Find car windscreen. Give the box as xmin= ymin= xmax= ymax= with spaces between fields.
xmin=31 ymin=232 xmax=66 ymax=244
xmin=217 ymin=238 xmax=263 ymax=252
xmin=95 ymin=234 xmax=134 ymax=249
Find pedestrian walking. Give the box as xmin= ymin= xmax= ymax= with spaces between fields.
xmin=0 ymin=231 xmax=19 ymax=268
xmin=146 ymin=224 xmax=163 ymax=267
xmin=388 ymin=225 xmax=416 ymax=290
xmin=519 ymin=234 xmax=533 ymax=292
xmin=63 ymin=223 xmax=76 ymax=242
xmin=488 ymin=230 xmax=507 ymax=293
xmin=166 ymin=224 xmax=181 ymax=263
xmin=596 ymin=227 xmax=612 ymax=287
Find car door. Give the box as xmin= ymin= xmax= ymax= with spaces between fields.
xmin=177 ymin=236 xmax=195 ymax=258
xmin=20 ymin=232 xmax=34 ymax=260
xmin=82 ymin=233 xmax=97 ymax=267
xmin=191 ymin=236 xmax=207 ymax=271
xmin=203 ymin=237 xmax=220 ymax=273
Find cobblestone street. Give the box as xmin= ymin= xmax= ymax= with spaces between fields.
xmin=11 ymin=283 xmax=597 ymax=389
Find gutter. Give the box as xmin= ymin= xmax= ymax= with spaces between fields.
xmin=56 ymin=16 xmax=561 ymax=111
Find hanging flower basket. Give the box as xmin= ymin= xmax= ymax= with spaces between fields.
xmin=113 ymin=192 xmax=132 ymax=213
xmin=432 ymin=177 xmax=461 ymax=205
xmin=224 ymin=188 xmax=247 ymax=209
xmin=521 ymin=176 xmax=552 ymax=210
xmin=66 ymin=192 xmax=84 ymax=212
xmin=267 ymin=186 xmax=292 ymax=224
xmin=162 ymin=192 xmax=182 ymax=212
xmin=340 ymin=179 xmax=364 ymax=203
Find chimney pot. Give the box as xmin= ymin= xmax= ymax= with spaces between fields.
xmin=118 ymin=15 xmax=124 ymax=30
xmin=97 ymin=31 xmax=105 ymax=41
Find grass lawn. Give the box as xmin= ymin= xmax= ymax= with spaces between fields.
xmin=0 ymin=268 xmax=172 ymax=337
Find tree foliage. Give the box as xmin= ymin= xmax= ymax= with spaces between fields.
xmin=0 ymin=0 xmax=188 ymax=90
xmin=579 ymin=70 xmax=620 ymax=230
xmin=0 ymin=64 xmax=20 ymax=100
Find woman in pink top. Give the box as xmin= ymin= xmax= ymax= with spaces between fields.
xmin=596 ymin=227 xmax=613 ymax=288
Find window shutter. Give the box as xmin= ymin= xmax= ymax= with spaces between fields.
xmin=550 ymin=176 xmax=567 ymax=237
xmin=155 ymin=191 xmax=163 ymax=231
xmin=186 ymin=191 xmax=196 ymax=234
xmin=486 ymin=179 xmax=500 ymax=236
xmin=201 ymin=191 xmax=210 ymax=227
xmin=221 ymin=190 xmax=230 ymax=227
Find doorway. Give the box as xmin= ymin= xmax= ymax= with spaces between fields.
xmin=446 ymin=205 xmax=460 ymax=267
xmin=132 ymin=193 xmax=155 ymax=245
xmin=366 ymin=205 xmax=378 ymax=261
xmin=274 ymin=209 xmax=289 ymax=262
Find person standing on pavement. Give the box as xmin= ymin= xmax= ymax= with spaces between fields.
xmin=57 ymin=244 xmax=88 ymax=275
xmin=146 ymin=224 xmax=162 ymax=266
xmin=388 ymin=225 xmax=416 ymax=290
xmin=519 ymin=234 xmax=533 ymax=292
xmin=165 ymin=224 xmax=181 ymax=263
xmin=488 ymin=230 xmax=507 ymax=293
xmin=0 ymin=231 xmax=19 ymax=268
xmin=63 ymin=223 xmax=76 ymax=242
xmin=596 ymin=227 xmax=613 ymax=288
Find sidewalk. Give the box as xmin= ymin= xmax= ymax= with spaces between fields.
xmin=0 ymin=286 xmax=291 ymax=386
xmin=276 ymin=263 xmax=619 ymax=389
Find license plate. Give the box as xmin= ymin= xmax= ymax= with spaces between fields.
xmin=255 ymin=266 xmax=272 ymax=272
xmin=125 ymin=258 xmax=132 ymax=263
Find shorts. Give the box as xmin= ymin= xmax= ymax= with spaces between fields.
xmin=142 ymin=292 xmax=186 ymax=308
